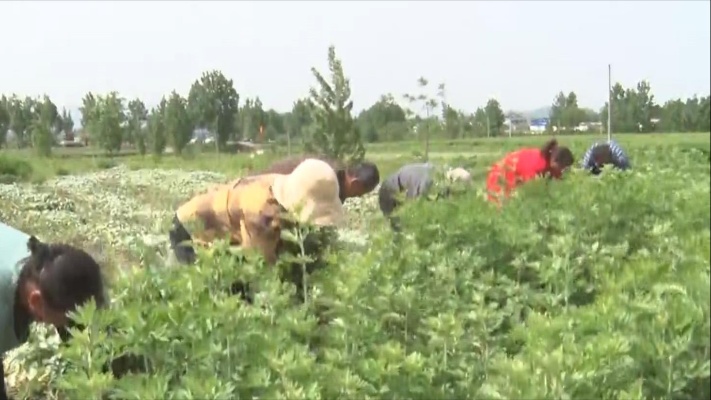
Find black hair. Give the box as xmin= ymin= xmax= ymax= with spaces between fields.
xmin=18 ymin=236 xmax=106 ymax=314
xmin=540 ymin=139 xmax=574 ymax=169
xmin=591 ymin=143 xmax=613 ymax=165
xmin=345 ymin=161 xmax=380 ymax=191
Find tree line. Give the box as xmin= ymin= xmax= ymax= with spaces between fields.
xmin=1 ymin=44 xmax=709 ymax=159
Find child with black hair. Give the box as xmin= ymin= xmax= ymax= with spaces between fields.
xmin=580 ymin=139 xmax=631 ymax=175
xmin=0 ymin=221 xmax=106 ymax=400
xmin=486 ymin=138 xmax=574 ymax=205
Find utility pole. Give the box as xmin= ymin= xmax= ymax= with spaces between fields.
xmin=607 ymin=64 xmax=612 ymax=142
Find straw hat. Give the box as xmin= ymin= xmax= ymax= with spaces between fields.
xmin=271 ymin=158 xmax=344 ymax=227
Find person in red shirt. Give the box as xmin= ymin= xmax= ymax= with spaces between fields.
xmin=486 ymin=138 xmax=574 ymax=204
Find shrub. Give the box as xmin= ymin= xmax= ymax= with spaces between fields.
xmin=0 ymin=154 xmax=33 ymax=182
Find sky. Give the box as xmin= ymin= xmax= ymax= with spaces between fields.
xmin=1 ymin=1 xmax=709 ymax=120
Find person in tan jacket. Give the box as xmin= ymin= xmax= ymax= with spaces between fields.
xmin=221 ymin=155 xmax=380 ymax=203
xmin=170 ymin=158 xmax=344 ymax=266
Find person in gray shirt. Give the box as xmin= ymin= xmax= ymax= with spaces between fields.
xmin=378 ymin=162 xmax=442 ymax=231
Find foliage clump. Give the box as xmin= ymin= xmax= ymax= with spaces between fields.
xmin=7 ymin=147 xmax=711 ymax=400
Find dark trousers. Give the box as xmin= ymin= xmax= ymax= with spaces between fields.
xmin=169 ymin=215 xmax=197 ymax=265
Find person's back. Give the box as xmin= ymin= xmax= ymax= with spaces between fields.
xmin=172 ymin=174 xmax=283 ymax=263
xmin=580 ymin=140 xmax=630 ymax=175
xmin=486 ymin=139 xmax=574 ymax=205
xmin=382 ymin=163 xmax=435 ymax=199
xmin=254 ymin=155 xmax=342 ymax=176
xmin=378 ymin=162 xmax=435 ymax=223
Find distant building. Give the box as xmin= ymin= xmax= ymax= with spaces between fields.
xmin=530 ymin=118 xmax=549 ymax=134
xmin=503 ymin=113 xmax=531 ymax=134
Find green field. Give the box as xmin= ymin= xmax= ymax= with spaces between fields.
xmin=1 ymin=132 xmax=710 ymax=399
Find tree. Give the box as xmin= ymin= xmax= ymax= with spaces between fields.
xmin=7 ymin=95 xmax=32 ymax=148
xmin=80 ymin=92 xmax=100 ymax=145
xmin=264 ymin=109 xmax=285 ymax=141
xmin=239 ymin=98 xmax=254 ymax=141
xmin=147 ymin=99 xmax=168 ymax=156
xmin=357 ymin=94 xmax=408 ymax=142
xmin=92 ymin=92 xmax=125 ymax=155
xmin=0 ymin=95 xmax=8 ymax=147
xmin=549 ymin=91 xmax=585 ymax=132
xmin=633 ymin=81 xmax=655 ymax=133
xmin=164 ymin=91 xmax=193 ymax=155
xmin=288 ymin=99 xmax=312 ymax=139
xmin=252 ymin=97 xmax=267 ymax=143
xmin=126 ymin=98 xmax=148 ymax=155
xmin=404 ymin=77 xmax=439 ymax=160
xmin=484 ymin=99 xmax=505 ymax=136
xmin=305 ymin=45 xmax=364 ymax=162
xmin=60 ymin=108 xmax=75 ymax=141
xmin=30 ymin=96 xmax=57 ymax=157
xmin=600 ymin=81 xmax=658 ymax=133
xmin=436 ymin=83 xmax=463 ymax=139
xmin=472 ymin=107 xmax=489 ymax=137
xmin=187 ymin=70 xmax=239 ymax=152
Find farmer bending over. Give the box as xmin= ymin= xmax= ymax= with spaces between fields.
xmin=580 ymin=139 xmax=630 ymax=175
xmin=1 ymin=222 xmax=106 ymax=400
xmin=170 ymin=158 xmax=344 ymax=266
xmin=486 ymin=138 xmax=574 ymax=205
xmin=239 ymin=155 xmax=380 ymax=203
xmin=446 ymin=167 xmax=472 ymax=184
xmin=378 ymin=162 xmax=448 ymax=231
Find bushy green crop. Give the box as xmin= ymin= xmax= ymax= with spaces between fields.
xmin=10 ymin=145 xmax=711 ymax=400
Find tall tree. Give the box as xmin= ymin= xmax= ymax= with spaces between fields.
xmin=60 ymin=108 xmax=75 ymax=141
xmin=404 ymin=77 xmax=439 ymax=160
xmin=92 ymin=92 xmax=125 ymax=155
xmin=80 ymin=92 xmax=99 ymax=145
xmin=187 ymin=70 xmax=239 ymax=152
xmin=30 ymin=96 xmax=57 ymax=157
xmin=147 ymin=99 xmax=168 ymax=156
xmin=484 ymin=98 xmax=505 ymax=136
xmin=306 ymin=45 xmax=364 ymax=162
xmin=126 ymin=98 xmax=148 ymax=155
xmin=164 ymin=91 xmax=193 ymax=155
xmin=357 ymin=93 xmax=408 ymax=142
xmin=287 ymin=99 xmax=312 ymax=142
xmin=0 ymin=95 xmax=8 ymax=147
xmin=473 ymin=107 xmax=489 ymax=137
xmin=7 ymin=95 xmax=32 ymax=147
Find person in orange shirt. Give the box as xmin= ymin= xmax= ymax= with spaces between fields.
xmin=486 ymin=138 xmax=574 ymax=204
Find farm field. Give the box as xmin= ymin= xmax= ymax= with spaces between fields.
xmin=1 ymin=133 xmax=710 ymax=399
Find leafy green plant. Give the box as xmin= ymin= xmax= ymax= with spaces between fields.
xmin=7 ymin=143 xmax=710 ymax=400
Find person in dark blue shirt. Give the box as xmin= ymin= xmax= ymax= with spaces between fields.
xmin=580 ymin=139 xmax=631 ymax=175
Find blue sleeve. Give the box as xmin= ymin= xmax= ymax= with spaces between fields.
xmin=608 ymin=140 xmax=630 ymax=170
xmin=580 ymin=144 xmax=596 ymax=170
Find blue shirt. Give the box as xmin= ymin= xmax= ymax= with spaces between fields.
xmin=580 ymin=139 xmax=630 ymax=174
xmin=0 ymin=222 xmax=31 ymax=354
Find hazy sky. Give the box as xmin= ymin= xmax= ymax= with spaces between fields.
xmin=1 ymin=1 xmax=709 ymax=117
